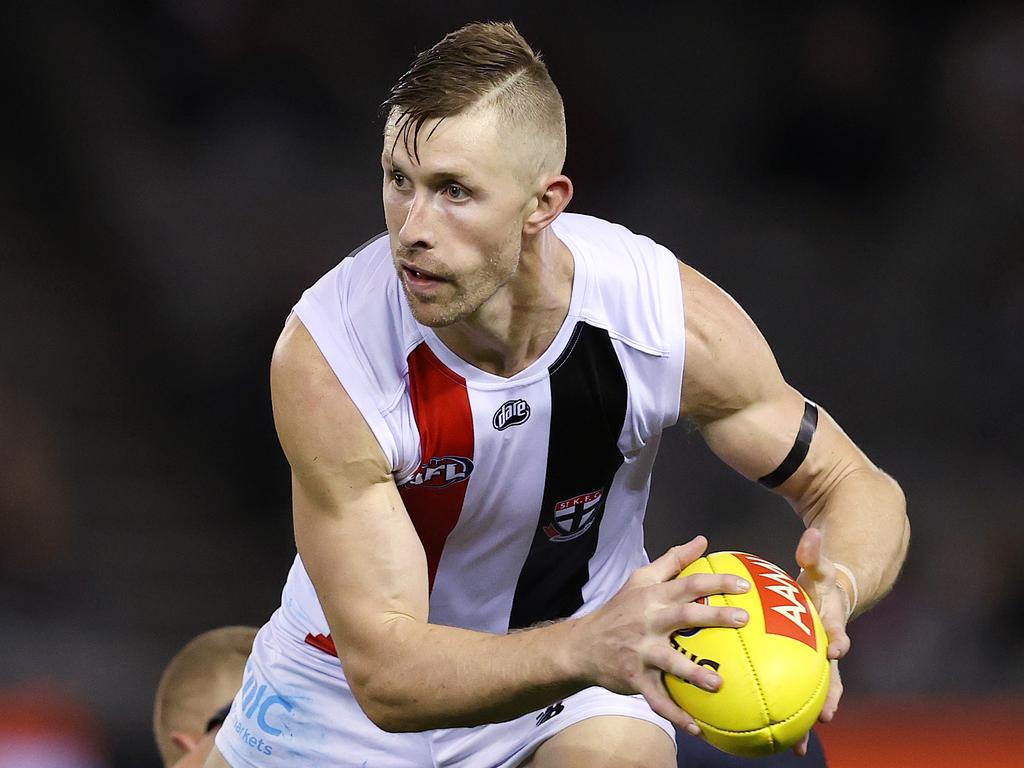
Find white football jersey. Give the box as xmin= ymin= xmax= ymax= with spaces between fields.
xmin=271 ymin=212 xmax=686 ymax=661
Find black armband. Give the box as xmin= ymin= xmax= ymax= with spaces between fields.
xmin=758 ymin=400 xmax=818 ymax=489
xmin=205 ymin=703 xmax=233 ymax=733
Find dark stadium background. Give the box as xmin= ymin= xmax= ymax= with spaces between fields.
xmin=2 ymin=2 xmax=1022 ymax=766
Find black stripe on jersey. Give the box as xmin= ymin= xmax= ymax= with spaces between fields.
xmin=508 ymin=322 xmax=628 ymax=630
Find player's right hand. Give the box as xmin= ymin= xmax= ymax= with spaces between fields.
xmin=572 ymin=535 xmax=751 ymax=735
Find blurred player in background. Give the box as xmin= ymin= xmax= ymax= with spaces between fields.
xmin=207 ymin=21 xmax=908 ymax=768
xmin=155 ymin=626 xmax=256 ymax=768
xmin=0 ymin=687 xmax=108 ymax=768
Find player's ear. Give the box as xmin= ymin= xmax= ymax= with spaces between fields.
xmin=171 ymin=731 xmax=200 ymax=753
xmin=523 ymin=174 xmax=573 ymax=236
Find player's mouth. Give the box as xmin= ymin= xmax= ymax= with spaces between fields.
xmin=401 ymin=263 xmax=449 ymax=292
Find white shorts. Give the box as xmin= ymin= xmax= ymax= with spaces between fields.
xmin=215 ymin=621 xmax=675 ymax=768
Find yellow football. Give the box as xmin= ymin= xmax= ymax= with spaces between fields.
xmin=663 ymin=551 xmax=829 ymax=757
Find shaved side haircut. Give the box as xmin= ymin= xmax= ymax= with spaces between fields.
xmin=153 ymin=626 xmax=257 ymax=766
xmin=383 ymin=21 xmax=566 ymax=179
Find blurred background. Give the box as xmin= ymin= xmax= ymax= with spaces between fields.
xmin=1 ymin=1 xmax=1022 ymax=766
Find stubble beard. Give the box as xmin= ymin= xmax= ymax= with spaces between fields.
xmin=397 ymin=234 xmax=521 ymax=329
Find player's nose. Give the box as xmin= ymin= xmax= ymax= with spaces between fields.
xmin=398 ymin=193 xmax=435 ymax=251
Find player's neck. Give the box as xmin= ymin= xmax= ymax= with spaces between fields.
xmin=434 ymin=230 xmax=574 ymax=378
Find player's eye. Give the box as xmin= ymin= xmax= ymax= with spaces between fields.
xmin=391 ymin=172 xmax=408 ymax=188
xmin=445 ymin=183 xmax=468 ymax=200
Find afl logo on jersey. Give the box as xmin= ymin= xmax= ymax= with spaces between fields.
xmin=406 ymin=456 xmax=474 ymax=489
xmin=493 ymin=399 xmax=530 ymax=431
xmin=543 ymin=489 xmax=604 ymax=542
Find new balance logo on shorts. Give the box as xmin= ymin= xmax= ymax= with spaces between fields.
xmin=535 ymin=701 xmax=565 ymax=726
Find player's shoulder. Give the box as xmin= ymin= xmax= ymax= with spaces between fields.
xmin=678 ymin=262 xmax=763 ymax=351
xmin=270 ymin=313 xmax=360 ymax=415
xmin=555 ymin=212 xmax=682 ymax=356
xmin=295 ymin=231 xmax=417 ymax=355
xmin=554 ymin=212 xmax=680 ymax=300
xmin=291 ymin=232 xmax=420 ymax=421
xmin=306 ymin=231 xmax=394 ymax=303
xmin=270 ymin=313 xmax=394 ymax=478
xmin=677 ymin=261 xmax=787 ymax=422
xmin=553 ymin=212 xmax=667 ymax=257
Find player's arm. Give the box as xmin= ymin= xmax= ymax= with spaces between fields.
xmin=679 ymin=262 xmax=908 ymax=618
xmin=272 ymin=314 xmax=746 ymax=733
xmin=678 ymin=261 xmax=909 ymax=741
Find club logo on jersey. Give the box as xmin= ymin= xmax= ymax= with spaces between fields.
xmin=672 ymin=596 xmax=711 ymax=638
xmin=405 ymin=456 xmax=474 ymax=489
xmin=735 ymin=553 xmax=817 ymax=651
xmin=543 ymin=489 xmax=604 ymax=542
xmin=492 ymin=399 xmax=531 ymax=430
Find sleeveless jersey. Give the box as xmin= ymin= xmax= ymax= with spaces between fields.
xmin=271 ymin=212 xmax=685 ymax=661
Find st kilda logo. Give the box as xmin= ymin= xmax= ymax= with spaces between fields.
xmin=405 ymin=456 xmax=474 ymax=489
xmin=492 ymin=399 xmax=530 ymax=430
xmin=543 ymin=489 xmax=604 ymax=542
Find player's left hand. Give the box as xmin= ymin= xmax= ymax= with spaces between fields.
xmin=792 ymin=527 xmax=852 ymax=757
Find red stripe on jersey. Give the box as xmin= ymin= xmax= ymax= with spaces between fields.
xmin=303 ymin=344 xmax=473 ymax=658
xmin=400 ymin=342 xmax=475 ymax=591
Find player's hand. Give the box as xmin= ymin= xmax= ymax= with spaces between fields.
xmin=574 ymin=535 xmax=751 ymax=736
xmin=793 ymin=527 xmax=852 ymax=756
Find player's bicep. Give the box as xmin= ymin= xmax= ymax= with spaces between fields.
xmin=699 ymin=390 xmax=875 ymax=515
xmin=678 ymin=263 xmax=873 ymax=509
xmin=270 ymin=315 xmax=428 ymax=666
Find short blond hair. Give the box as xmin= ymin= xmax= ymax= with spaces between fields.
xmin=383 ymin=21 xmax=566 ymax=177
xmin=153 ymin=626 xmax=257 ymax=766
